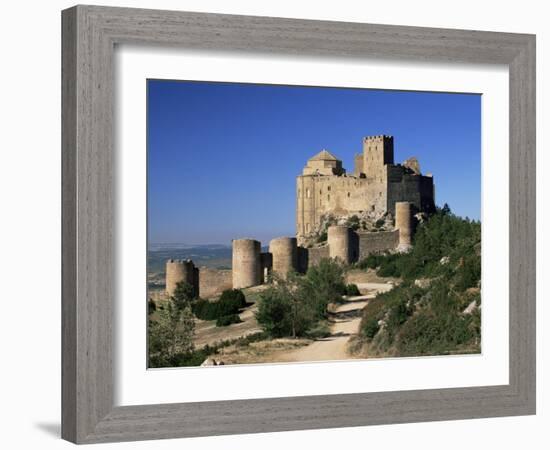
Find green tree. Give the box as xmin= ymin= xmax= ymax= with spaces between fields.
xmin=256 ymin=274 xmax=316 ymax=338
xmin=148 ymin=295 xmax=196 ymax=366
xmin=172 ymin=281 xmax=195 ymax=311
xmin=301 ymin=258 xmax=346 ymax=316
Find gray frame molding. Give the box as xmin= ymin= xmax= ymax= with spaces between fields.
xmin=61 ymin=5 xmax=536 ymax=444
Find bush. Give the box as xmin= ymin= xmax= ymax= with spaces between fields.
xmin=192 ymin=299 xmax=221 ymax=321
xmin=301 ymin=258 xmax=346 ymax=317
xmin=377 ymin=259 xmax=400 ymax=277
xmin=396 ymin=310 xmax=475 ymax=356
xmin=345 ymin=284 xmax=361 ymax=296
xmin=219 ymin=289 xmax=247 ymax=308
xmin=375 ymin=218 xmax=385 ymax=228
xmin=192 ymin=289 xmax=246 ymax=321
xmin=256 ymin=286 xmax=293 ymax=338
xmin=317 ymin=231 xmax=328 ymax=243
xmin=357 ymin=253 xmax=383 ymax=270
xmin=256 ymin=274 xmax=317 ymax=338
xmin=305 ymin=321 xmax=331 ymax=339
xmin=172 ymin=281 xmax=196 ymax=310
xmin=363 ymin=316 xmax=380 ymax=339
xmin=347 ymin=215 xmax=360 ymax=231
xmin=385 ymin=299 xmax=412 ymax=339
xmin=216 ymin=314 xmax=243 ymax=327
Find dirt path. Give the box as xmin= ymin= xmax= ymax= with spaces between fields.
xmin=279 ymin=283 xmax=393 ymax=362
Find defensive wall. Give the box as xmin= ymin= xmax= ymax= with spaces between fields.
xmin=164 ymin=201 xmax=413 ymax=298
xmin=198 ymin=267 xmax=232 ymax=299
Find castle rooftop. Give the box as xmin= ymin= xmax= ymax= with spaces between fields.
xmin=308 ymin=149 xmax=339 ymax=161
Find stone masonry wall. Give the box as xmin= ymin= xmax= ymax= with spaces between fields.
xmin=357 ymin=230 xmax=399 ymax=260
xmin=307 ymin=245 xmax=330 ymax=267
xmin=198 ymin=267 xmax=233 ymax=299
xmin=387 ymin=166 xmax=435 ymax=215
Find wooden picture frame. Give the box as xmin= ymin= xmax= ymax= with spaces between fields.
xmin=61 ymin=5 xmax=536 ymax=444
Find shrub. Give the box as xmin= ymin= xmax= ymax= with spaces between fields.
xmin=192 ymin=299 xmax=221 ymax=321
xmin=216 ymin=314 xmax=243 ymax=327
xmin=172 ymin=281 xmax=196 ymax=311
xmin=219 ymin=289 xmax=247 ymax=308
xmin=256 ymin=263 xmax=349 ymax=339
xmin=301 ymin=258 xmax=346 ymax=317
xmin=385 ymin=299 xmax=412 ymax=339
xmin=363 ymin=316 xmax=380 ymax=339
xmin=375 ymin=218 xmax=385 ymax=228
xmin=192 ymin=289 xmax=246 ymax=321
xmin=377 ymin=259 xmax=400 ymax=277
xmin=256 ymin=274 xmax=317 ymax=338
xmin=347 ymin=215 xmax=360 ymax=231
xmin=396 ymin=310 xmax=474 ymax=356
xmin=345 ymin=283 xmax=361 ymax=296
xmin=305 ymin=321 xmax=331 ymax=339
xmin=255 ymin=286 xmax=293 ymax=338
xmin=317 ymin=231 xmax=328 ymax=243
xmin=148 ymin=302 xmax=195 ymax=366
xmin=357 ymin=253 xmax=383 ymax=270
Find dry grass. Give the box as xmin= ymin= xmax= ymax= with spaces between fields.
xmin=215 ymin=338 xmax=312 ymax=365
xmin=345 ymin=268 xmax=399 ymax=285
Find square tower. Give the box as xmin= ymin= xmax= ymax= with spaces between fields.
xmin=362 ymin=135 xmax=394 ymax=181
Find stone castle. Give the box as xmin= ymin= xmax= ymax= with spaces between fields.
xmin=164 ymin=135 xmax=435 ymax=299
xmin=297 ymin=135 xmax=434 ymax=245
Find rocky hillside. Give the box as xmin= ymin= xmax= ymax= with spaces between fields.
xmin=352 ymin=205 xmax=481 ymax=357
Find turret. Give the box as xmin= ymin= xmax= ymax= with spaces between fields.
xmin=269 ymin=237 xmax=298 ymax=279
xmin=395 ymin=201 xmax=413 ymax=252
xmin=232 ymin=239 xmax=262 ymax=289
xmin=362 ymin=135 xmax=394 ymax=179
xmin=165 ymin=259 xmax=199 ymax=297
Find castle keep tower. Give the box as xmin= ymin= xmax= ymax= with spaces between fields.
xmin=232 ymin=239 xmax=262 ymax=289
xmin=359 ymin=135 xmax=394 ymax=180
xmin=269 ymin=237 xmax=298 ymax=279
xmin=165 ymin=259 xmax=199 ymax=297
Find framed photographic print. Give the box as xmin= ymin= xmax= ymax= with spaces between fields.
xmin=62 ymin=5 xmax=536 ymax=444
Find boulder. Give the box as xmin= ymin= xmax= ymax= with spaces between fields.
xmin=200 ymin=358 xmax=218 ymax=367
xmin=463 ymin=300 xmax=478 ymax=315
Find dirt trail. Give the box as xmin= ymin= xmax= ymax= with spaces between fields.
xmin=279 ymin=283 xmax=393 ymax=362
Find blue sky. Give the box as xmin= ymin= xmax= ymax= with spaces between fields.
xmin=148 ymin=80 xmax=481 ymax=245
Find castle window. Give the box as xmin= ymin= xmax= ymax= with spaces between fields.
xmin=347 ymin=192 xmax=350 ymax=197
xmin=379 ymin=191 xmax=382 ymax=197
xmin=327 ymin=195 xmax=330 ymax=201
xmin=306 ymin=223 xmax=310 ymax=233
xmin=306 ymin=188 xmax=311 ymax=198
xmin=327 ymin=186 xmax=331 ymax=191
xmin=320 ymin=189 xmax=322 ymax=194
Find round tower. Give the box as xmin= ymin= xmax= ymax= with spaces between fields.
xmin=327 ymin=225 xmax=352 ymax=264
xmin=269 ymin=237 xmax=298 ymax=279
xmin=232 ymin=239 xmax=262 ymax=289
xmin=166 ymin=259 xmax=196 ymax=297
xmin=395 ymin=201 xmax=412 ymax=252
